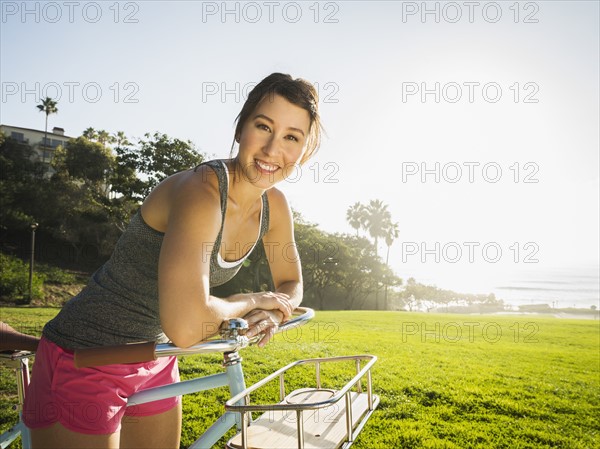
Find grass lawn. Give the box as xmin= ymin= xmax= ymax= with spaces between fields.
xmin=1 ymin=308 xmax=598 ymax=448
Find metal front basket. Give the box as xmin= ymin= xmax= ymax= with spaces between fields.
xmin=225 ymin=355 xmax=379 ymax=449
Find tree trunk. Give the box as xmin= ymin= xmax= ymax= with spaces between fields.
xmin=43 ymin=113 xmax=49 ymax=165
xmin=384 ymin=245 xmax=390 ymax=310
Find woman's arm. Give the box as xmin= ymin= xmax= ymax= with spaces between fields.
xmin=264 ymin=187 xmax=304 ymax=306
xmin=244 ymin=187 xmax=304 ymax=346
xmin=157 ymin=170 xmax=293 ymax=348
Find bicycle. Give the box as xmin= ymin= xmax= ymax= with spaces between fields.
xmin=1 ymin=308 xmax=379 ymax=448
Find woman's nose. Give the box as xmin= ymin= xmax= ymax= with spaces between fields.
xmin=262 ymin=135 xmax=279 ymax=156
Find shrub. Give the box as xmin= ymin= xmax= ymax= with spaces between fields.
xmin=36 ymin=263 xmax=77 ymax=284
xmin=0 ymin=252 xmax=44 ymax=302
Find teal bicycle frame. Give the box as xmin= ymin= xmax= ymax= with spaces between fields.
xmin=0 ymin=308 xmax=315 ymax=449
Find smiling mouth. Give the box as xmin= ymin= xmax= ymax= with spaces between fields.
xmin=255 ymin=159 xmax=280 ymax=173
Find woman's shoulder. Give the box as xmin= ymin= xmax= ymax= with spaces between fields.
xmin=155 ymin=164 xmax=220 ymax=203
xmin=265 ymin=186 xmax=289 ymax=210
xmin=141 ymin=162 xmax=223 ymax=231
xmin=168 ymin=164 xmax=224 ymax=215
xmin=265 ymin=186 xmax=293 ymax=228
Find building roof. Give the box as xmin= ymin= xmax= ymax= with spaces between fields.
xmin=0 ymin=124 xmax=73 ymax=139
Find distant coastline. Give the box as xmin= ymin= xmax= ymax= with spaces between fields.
xmin=402 ymin=264 xmax=600 ymax=311
xmin=428 ymin=305 xmax=599 ymax=320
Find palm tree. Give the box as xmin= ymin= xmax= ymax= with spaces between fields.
xmin=346 ymin=202 xmax=367 ymax=236
xmin=364 ymin=199 xmax=391 ymax=257
xmin=36 ymin=97 xmax=58 ymax=152
xmin=384 ymin=221 xmax=399 ymax=268
xmin=361 ymin=199 xmax=391 ymax=309
xmin=96 ymin=130 xmax=113 ymax=146
xmin=346 ymin=199 xmax=397 ymax=309
xmin=383 ymin=221 xmax=399 ymax=310
xmin=82 ymin=127 xmax=98 ymax=141
xmin=113 ymin=131 xmax=131 ymax=148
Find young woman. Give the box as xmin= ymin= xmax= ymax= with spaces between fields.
xmin=23 ymin=72 xmax=323 ymax=449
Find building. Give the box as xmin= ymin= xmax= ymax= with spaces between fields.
xmin=0 ymin=124 xmax=73 ymax=176
xmin=0 ymin=124 xmax=72 ymax=163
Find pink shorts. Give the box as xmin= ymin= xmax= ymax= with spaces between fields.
xmin=23 ymin=336 xmax=180 ymax=435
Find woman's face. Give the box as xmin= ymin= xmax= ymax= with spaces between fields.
xmin=236 ymin=94 xmax=311 ymax=189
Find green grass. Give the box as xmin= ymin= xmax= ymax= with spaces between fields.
xmin=1 ymin=308 xmax=599 ymax=448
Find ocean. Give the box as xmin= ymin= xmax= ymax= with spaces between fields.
xmin=399 ymin=264 xmax=600 ymax=310
xmin=491 ymin=267 xmax=600 ymax=309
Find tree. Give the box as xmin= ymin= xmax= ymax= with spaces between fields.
xmin=401 ymin=277 xmax=430 ymax=311
xmin=364 ymin=199 xmax=391 ymax=308
xmin=334 ymin=234 xmax=391 ymax=310
xmin=383 ymin=221 xmax=400 ymax=309
xmin=0 ymin=133 xmax=119 ymax=266
xmin=113 ymin=132 xmax=204 ymax=201
xmin=113 ymin=131 xmax=131 ymax=148
xmin=400 ymin=278 xmax=422 ymax=311
xmin=346 ymin=202 xmax=366 ymax=236
xmin=383 ymin=221 xmax=399 ymax=266
xmin=345 ymin=199 xmax=400 ymax=308
xmin=36 ymin=97 xmax=58 ymax=152
xmin=364 ymin=199 xmax=391 ymax=257
xmin=40 ymin=138 xmax=127 ymax=260
xmin=346 ymin=199 xmax=394 ymax=257
xmin=0 ymin=133 xmax=44 ymax=230
xmin=82 ymin=127 xmax=98 ymax=141
xmin=60 ymin=137 xmax=115 ymax=190
xmin=96 ymin=130 xmax=114 ymax=147
xmin=295 ymin=218 xmax=343 ymax=310
xmin=1 ymin=127 xmax=211 ymax=275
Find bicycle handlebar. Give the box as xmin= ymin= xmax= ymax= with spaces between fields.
xmin=74 ymin=307 xmax=314 ymax=368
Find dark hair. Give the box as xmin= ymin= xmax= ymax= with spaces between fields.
xmin=231 ymin=73 xmax=323 ymax=164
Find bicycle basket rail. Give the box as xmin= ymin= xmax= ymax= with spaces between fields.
xmin=225 ymin=355 xmax=379 ymax=449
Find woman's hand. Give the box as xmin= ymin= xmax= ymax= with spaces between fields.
xmin=243 ymin=309 xmax=285 ymax=347
xmin=229 ymin=291 xmax=294 ymax=322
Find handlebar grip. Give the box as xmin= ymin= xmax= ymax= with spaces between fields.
xmin=74 ymin=341 xmax=157 ymax=368
xmin=277 ymin=307 xmax=315 ymax=333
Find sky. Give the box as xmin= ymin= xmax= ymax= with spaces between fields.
xmin=1 ymin=1 xmax=599 ymax=298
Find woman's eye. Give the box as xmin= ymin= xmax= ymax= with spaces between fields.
xmin=286 ymin=135 xmax=299 ymax=142
xmin=257 ymin=123 xmax=270 ymax=132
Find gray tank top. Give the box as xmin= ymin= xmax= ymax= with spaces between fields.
xmin=43 ymin=160 xmax=270 ymax=349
